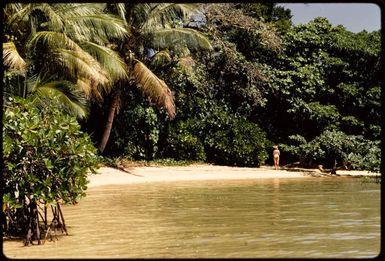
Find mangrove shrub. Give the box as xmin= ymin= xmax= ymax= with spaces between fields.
xmin=3 ymin=96 xmax=99 ymax=245
xmin=281 ymin=130 xmax=380 ymax=172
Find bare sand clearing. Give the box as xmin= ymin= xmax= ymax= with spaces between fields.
xmin=87 ymin=165 xmax=378 ymax=188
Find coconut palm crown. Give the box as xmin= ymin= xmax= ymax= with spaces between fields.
xmin=97 ymin=3 xmax=212 ymax=152
xmin=3 ymin=3 xmax=212 ymax=152
xmin=3 ymin=3 xmax=129 ymax=118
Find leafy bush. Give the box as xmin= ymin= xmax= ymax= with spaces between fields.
xmin=282 ymin=130 xmax=380 ymax=171
xmin=345 ymin=139 xmax=380 ymax=172
xmin=197 ymin=105 xmax=268 ymax=167
xmin=204 ymin=117 xmax=268 ymax=167
xmin=108 ymin=104 xmax=160 ymax=160
xmin=3 ymin=96 xmax=99 ymax=243
xmin=163 ymin=121 xmax=206 ymax=161
xmin=159 ymin=103 xmax=269 ymax=167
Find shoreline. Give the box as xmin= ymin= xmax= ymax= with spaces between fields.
xmin=87 ymin=165 xmax=378 ymax=188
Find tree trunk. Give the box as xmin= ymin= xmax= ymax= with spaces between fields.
xmin=98 ymin=88 xmax=121 ymax=153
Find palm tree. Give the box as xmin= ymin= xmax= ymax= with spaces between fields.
xmin=3 ymin=3 xmax=128 ymax=118
xmin=3 ymin=3 xmax=212 ymax=153
xmin=97 ymin=3 xmax=212 ymax=153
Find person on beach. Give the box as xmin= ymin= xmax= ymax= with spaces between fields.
xmin=273 ymin=145 xmax=280 ymax=170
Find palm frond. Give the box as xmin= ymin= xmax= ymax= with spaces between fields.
xmin=90 ymin=85 xmax=104 ymax=102
xmin=8 ymin=3 xmax=64 ymax=31
xmin=80 ymin=41 xmax=128 ymax=81
xmin=3 ymin=42 xmax=27 ymax=72
xmin=140 ymin=3 xmax=198 ymax=31
xmin=28 ymin=31 xmax=110 ymax=95
xmin=65 ymin=14 xmax=128 ymax=44
xmin=14 ymin=4 xmax=127 ymax=45
xmin=133 ymin=59 xmax=176 ymax=119
xmin=4 ymin=3 xmax=23 ymax=17
xmin=32 ymin=3 xmax=65 ymax=31
xmin=54 ymin=48 xmax=110 ymax=93
xmin=126 ymin=3 xmax=151 ymax=27
xmin=28 ymin=31 xmax=78 ymax=51
xmin=54 ymin=3 xmax=106 ymax=16
xmin=75 ymin=78 xmax=93 ymax=97
xmin=151 ymin=50 xmax=172 ymax=68
xmin=33 ymin=80 xmax=89 ymax=119
xmin=111 ymin=3 xmax=127 ymax=26
xmin=7 ymin=4 xmax=33 ymax=26
xmin=151 ymin=28 xmax=212 ymax=51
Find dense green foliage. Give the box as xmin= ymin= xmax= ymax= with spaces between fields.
xmin=3 ymin=96 xmax=98 ymax=243
xmin=160 ymin=105 xmax=269 ymax=166
xmin=2 ymin=2 xmax=381 ymax=245
xmin=258 ymin=18 xmax=381 ymax=170
xmin=3 ymin=96 xmax=98 ymax=205
xmin=4 ymin=3 xmax=379 ymax=170
xmin=281 ymin=131 xmax=380 ymax=172
xmin=104 ymin=4 xmax=380 ymax=171
xmin=101 ymin=5 xmax=381 ymax=171
xmin=3 ymin=3 xmax=128 ymax=118
xmin=103 ymin=3 xmax=279 ymax=166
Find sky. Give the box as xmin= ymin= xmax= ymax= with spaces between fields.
xmin=277 ymin=3 xmax=381 ymax=33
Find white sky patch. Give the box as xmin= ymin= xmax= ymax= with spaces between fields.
xmin=277 ymin=3 xmax=381 ymax=33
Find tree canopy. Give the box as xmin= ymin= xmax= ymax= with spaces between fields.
xmin=102 ymin=5 xmax=380 ymax=171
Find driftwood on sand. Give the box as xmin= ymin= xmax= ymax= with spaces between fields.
xmin=284 ymin=161 xmax=349 ymax=175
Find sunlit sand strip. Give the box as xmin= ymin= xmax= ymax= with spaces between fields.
xmin=87 ymin=166 xmax=379 ymax=188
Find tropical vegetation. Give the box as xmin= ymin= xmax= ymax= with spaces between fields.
xmin=3 ymin=96 xmax=98 ymax=245
xmin=103 ymin=4 xmax=380 ymax=172
xmin=2 ymin=2 xmax=381 ymax=244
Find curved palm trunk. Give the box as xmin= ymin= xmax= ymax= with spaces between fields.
xmin=98 ymin=88 xmax=121 ymax=153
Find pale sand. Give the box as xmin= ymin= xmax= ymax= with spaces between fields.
xmin=87 ymin=165 xmax=379 ymax=188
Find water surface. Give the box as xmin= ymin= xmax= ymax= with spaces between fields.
xmin=3 ymin=177 xmax=380 ymax=258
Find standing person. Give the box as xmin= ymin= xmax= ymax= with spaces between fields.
xmin=273 ymin=145 xmax=280 ymax=170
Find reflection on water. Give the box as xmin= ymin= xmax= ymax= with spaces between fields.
xmin=3 ymin=177 xmax=380 ymax=258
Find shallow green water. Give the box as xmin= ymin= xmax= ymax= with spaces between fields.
xmin=3 ymin=177 xmax=380 ymax=258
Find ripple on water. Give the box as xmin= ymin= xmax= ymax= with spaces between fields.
xmin=3 ymin=178 xmax=380 ymax=258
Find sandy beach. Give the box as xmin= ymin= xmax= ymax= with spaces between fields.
xmin=3 ymin=165 xmax=380 ymax=259
xmin=87 ymin=165 xmax=378 ymax=188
